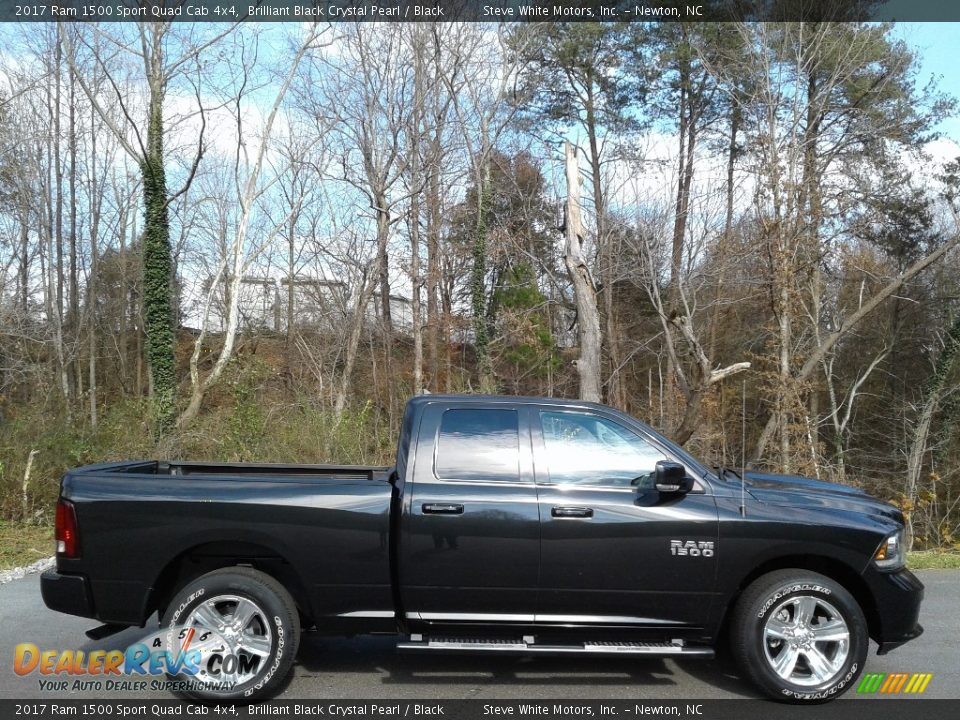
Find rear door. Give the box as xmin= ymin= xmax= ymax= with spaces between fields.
xmin=399 ymin=402 xmax=540 ymax=624
xmin=532 ymin=407 xmax=719 ymax=629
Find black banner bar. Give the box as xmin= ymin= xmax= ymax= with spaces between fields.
xmin=2 ymin=700 xmax=960 ymax=720
xmin=1 ymin=1 xmax=960 ymax=24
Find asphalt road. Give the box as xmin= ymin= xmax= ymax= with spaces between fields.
xmin=1 ymin=571 xmax=956 ymax=701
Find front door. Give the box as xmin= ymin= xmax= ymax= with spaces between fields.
xmin=532 ymin=408 xmax=719 ymax=630
xmin=399 ymin=403 xmax=540 ymax=624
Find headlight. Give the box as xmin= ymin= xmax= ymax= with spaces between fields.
xmin=874 ymin=530 xmax=905 ymax=570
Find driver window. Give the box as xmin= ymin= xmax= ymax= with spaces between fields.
xmin=538 ymin=411 xmax=667 ymax=488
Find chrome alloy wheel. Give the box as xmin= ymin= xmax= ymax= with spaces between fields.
xmin=762 ymin=595 xmax=850 ymax=687
xmin=181 ymin=594 xmax=273 ymax=686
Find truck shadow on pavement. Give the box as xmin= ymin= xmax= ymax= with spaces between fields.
xmin=294 ymin=635 xmax=761 ymax=698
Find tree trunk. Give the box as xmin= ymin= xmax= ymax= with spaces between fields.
xmin=777 ymin=250 xmax=792 ymax=473
xmin=424 ymin=46 xmax=447 ymax=393
xmin=708 ymin=100 xmax=739 ymax=360
xmin=335 ymin=268 xmax=376 ymax=418
xmin=584 ymin=86 xmax=622 ymax=408
xmin=87 ymin=107 xmax=101 ymax=429
xmin=118 ymin=195 xmax=130 ymax=393
xmin=45 ymin=52 xmax=70 ymax=418
xmin=69 ymin=62 xmax=81 ymax=402
xmin=287 ymin=213 xmax=296 ymax=353
xmin=802 ymin=70 xmax=825 ymax=474
xmin=409 ymin=28 xmax=426 ymax=394
xmin=671 ymin=84 xmax=697 ymax=290
xmin=443 ymin=282 xmax=453 ymax=393
xmin=563 ymin=142 xmax=601 ymax=403
xmin=470 ymin=165 xmax=495 ymax=391
xmin=410 ymin=201 xmax=423 ymax=394
xmin=18 ymin=190 xmax=29 ymax=313
xmin=373 ymin=198 xmax=394 ymax=405
xmin=377 ymin=199 xmax=393 ymax=333
xmin=426 ymin=159 xmax=441 ymax=391
xmin=141 ymin=58 xmax=177 ymax=429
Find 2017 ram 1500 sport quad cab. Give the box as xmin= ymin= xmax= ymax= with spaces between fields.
xmin=41 ymin=395 xmax=923 ymax=703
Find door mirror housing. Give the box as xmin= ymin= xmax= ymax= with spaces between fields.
xmin=654 ymin=461 xmax=693 ymax=494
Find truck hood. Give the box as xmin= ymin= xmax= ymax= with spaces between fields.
xmin=743 ymin=471 xmax=904 ymax=525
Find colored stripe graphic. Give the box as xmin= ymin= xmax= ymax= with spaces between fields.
xmin=856 ymin=672 xmax=932 ymax=694
xmin=858 ymin=673 xmax=885 ymax=693
xmin=880 ymin=673 xmax=898 ymax=693
xmin=891 ymin=673 xmax=909 ymax=693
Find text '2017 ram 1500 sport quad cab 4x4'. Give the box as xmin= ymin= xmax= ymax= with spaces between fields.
xmin=40 ymin=395 xmax=923 ymax=703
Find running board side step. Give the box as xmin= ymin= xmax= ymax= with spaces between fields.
xmin=85 ymin=623 xmax=127 ymax=641
xmin=396 ymin=636 xmax=714 ymax=658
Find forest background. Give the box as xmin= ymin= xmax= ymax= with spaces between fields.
xmin=2 ymin=18 xmax=960 ymax=565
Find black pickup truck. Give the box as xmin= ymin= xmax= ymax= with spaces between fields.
xmin=41 ymin=395 xmax=923 ymax=702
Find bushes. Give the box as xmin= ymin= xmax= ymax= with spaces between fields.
xmin=0 ymin=354 xmax=396 ymax=524
xmin=0 ymin=397 xmax=156 ymax=522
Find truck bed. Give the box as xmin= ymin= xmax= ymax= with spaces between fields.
xmin=75 ymin=459 xmax=393 ymax=482
xmin=56 ymin=460 xmax=397 ymax=629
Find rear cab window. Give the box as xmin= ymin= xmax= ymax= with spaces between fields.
xmin=434 ymin=408 xmax=520 ymax=482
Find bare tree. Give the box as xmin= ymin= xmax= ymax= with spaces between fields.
xmin=178 ymin=26 xmax=326 ymax=427
xmin=405 ymin=24 xmax=429 ymax=394
xmin=822 ymin=344 xmax=889 ymax=482
xmin=302 ymin=24 xmax=415 ymax=415
xmin=563 ymin=142 xmax=601 ymax=402
xmin=707 ymin=22 xmax=956 ymax=469
xmin=632 ymin=208 xmax=750 ymax=446
xmin=905 ymin=297 xmax=960 ymax=505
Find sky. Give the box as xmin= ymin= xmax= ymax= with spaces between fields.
xmin=893 ymin=22 xmax=960 ymax=147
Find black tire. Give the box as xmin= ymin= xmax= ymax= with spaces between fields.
xmin=160 ymin=567 xmax=300 ymax=702
xmin=730 ymin=569 xmax=867 ymax=703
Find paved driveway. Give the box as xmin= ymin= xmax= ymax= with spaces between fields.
xmin=1 ymin=570 xmax=955 ymax=700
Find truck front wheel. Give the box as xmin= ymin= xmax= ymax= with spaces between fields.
xmin=730 ymin=569 xmax=868 ymax=702
xmin=160 ymin=567 xmax=300 ymax=701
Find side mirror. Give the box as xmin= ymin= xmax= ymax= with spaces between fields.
xmin=655 ymin=461 xmax=693 ymax=494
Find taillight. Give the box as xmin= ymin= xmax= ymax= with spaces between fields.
xmin=55 ymin=499 xmax=79 ymax=558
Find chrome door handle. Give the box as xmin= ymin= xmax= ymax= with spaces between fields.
xmin=552 ymin=506 xmax=593 ymax=519
xmin=422 ymin=503 xmax=464 ymax=515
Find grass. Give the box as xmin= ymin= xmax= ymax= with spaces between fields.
xmin=0 ymin=522 xmax=53 ymax=571
xmin=907 ymin=550 xmax=960 ymax=569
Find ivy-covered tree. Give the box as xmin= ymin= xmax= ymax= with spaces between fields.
xmin=140 ymin=62 xmax=177 ymax=428
xmin=61 ymin=23 xmax=238 ymax=429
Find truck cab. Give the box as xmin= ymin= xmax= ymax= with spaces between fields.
xmin=397 ymin=396 xmax=719 ymax=637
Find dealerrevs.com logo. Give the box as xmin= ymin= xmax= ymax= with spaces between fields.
xmin=857 ymin=672 xmax=934 ymax=695
xmin=12 ymin=625 xmax=254 ymax=692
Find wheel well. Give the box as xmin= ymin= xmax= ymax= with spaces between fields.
xmin=147 ymin=542 xmax=312 ymax=625
xmin=717 ymin=555 xmax=880 ymax=642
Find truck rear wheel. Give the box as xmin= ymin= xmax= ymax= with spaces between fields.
xmin=730 ymin=569 xmax=867 ymax=702
xmin=161 ymin=567 xmax=300 ymax=701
